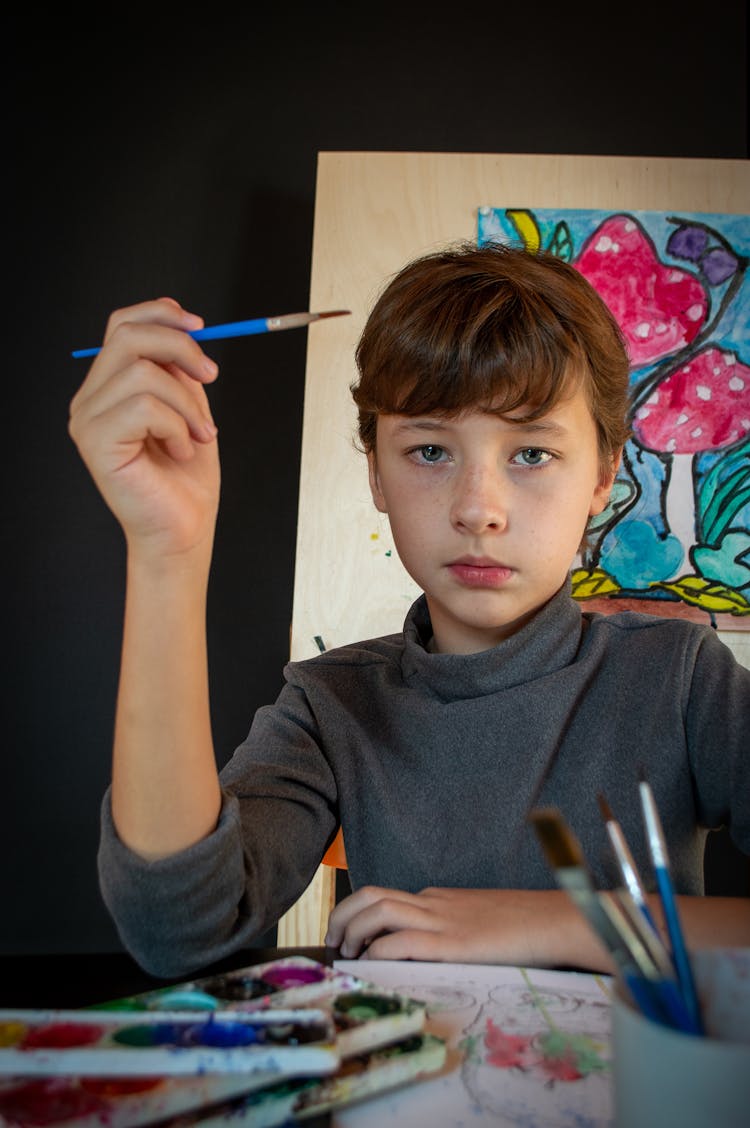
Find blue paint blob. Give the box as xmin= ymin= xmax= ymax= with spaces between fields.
xmin=600 ymin=518 xmax=684 ymax=587
xmin=149 ymin=990 xmax=218 ymax=1011
xmin=189 ymin=1020 xmax=260 ymax=1047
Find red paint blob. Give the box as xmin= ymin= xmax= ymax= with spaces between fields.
xmin=483 ymin=1018 xmax=534 ymax=1069
xmin=0 ymin=1079 xmax=106 ymax=1125
xmin=22 ymin=1022 xmax=104 ymax=1049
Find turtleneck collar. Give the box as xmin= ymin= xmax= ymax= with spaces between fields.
xmin=400 ymin=580 xmax=585 ymax=701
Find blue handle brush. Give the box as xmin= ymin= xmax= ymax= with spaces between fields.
xmin=638 ymin=776 xmax=705 ymax=1035
xmin=72 ymin=309 xmax=350 ymax=359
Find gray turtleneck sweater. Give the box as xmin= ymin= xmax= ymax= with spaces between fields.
xmin=98 ymin=585 xmax=750 ymax=977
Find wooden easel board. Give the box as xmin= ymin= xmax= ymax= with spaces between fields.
xmin=291 ymin=152 xmax=750 ymax=666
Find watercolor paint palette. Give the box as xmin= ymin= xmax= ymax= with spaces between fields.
xmin=0 ymin=957 xmax=446 ymax=1127
xmin=93 ymin=955 xmax=430 ymax=1059
xmin=179 ymin=1033 xmax=447 ymax=1126
xmin=0 ymin=1008 xmax=338 ymax=1077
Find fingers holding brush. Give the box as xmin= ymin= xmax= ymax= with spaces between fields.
xmin=68 ymin=299 xmax=222 ymax=555
xmin=72 ymin=298 xmax=219 ymax=404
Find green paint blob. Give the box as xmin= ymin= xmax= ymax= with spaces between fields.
xmin=113 ymin=1025 xmax=159 ymax=1047
xmin=334 ymin=993 xmax=403 ymax=1021
xmin=89 ymin=999 xmax=147 ymax=1012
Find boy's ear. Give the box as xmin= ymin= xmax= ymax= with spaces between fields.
xmin=367 ymin=451 xmax=388 ymax=513
xmin=589 ymin=449 xmax=622 ymax=517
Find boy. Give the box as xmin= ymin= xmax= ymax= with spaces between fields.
xmin=69 ymin=243 xmax=750 ymax=978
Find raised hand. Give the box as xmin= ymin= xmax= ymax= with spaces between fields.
xmin=69 ymin=298 xmax=221 ymax=559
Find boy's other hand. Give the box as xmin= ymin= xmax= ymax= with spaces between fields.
xmin=325 ymin=885 xmax=612 ymax=970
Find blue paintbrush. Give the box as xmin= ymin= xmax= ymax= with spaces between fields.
xmin=71 ymin=309 xmax=351 ymax=358
xmin=638 ymin=775 xmax=705 ymax=1035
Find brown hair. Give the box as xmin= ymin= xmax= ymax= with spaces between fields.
xmin=352 ymin=242 xmax=631 ymax=472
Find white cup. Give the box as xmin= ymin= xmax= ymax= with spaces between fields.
xmin=612 ymin=947 xmax=750 ymax=1128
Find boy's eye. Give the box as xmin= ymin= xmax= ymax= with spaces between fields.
xmin=513 ymin=447 xmax=553 ymax=467
xmin=415 ymin=444 xmax=447 ymax=463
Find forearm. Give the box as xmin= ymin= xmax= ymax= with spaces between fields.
xmin=500 ymin=892 xmax=750 ymax=972
xmin=501 ymin=892 xmax=750 ymax=972
xmin=509 ymin=890 xmax=614 ymax=971
xmin=112 ymin=543 xmax=221 ymax=859
xmin=654 ymin=893 xmax=750 ymax=950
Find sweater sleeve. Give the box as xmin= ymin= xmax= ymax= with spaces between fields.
xmin=685 ymin=628 xmax=750 ymax=855
xmin=97 ymin=679 xmax=339 ymax=978
xmin=98 ymin=790 xmax=251 ymax=978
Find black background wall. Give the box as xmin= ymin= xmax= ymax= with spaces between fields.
xmin=6 ymin=2 xmax=748 ymax=956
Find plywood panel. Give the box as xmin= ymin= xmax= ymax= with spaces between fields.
xmin=291 ymin=153 xmax=750 ymax=661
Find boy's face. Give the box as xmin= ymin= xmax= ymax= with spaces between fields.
xmin=367 ymin=381 xmax=617 ymax=654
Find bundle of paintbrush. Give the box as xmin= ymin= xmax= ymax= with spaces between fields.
xmin=529 ymin=778 xmax=705 ymax=1037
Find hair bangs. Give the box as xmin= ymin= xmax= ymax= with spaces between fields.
xmin=352 ymin=242 xmax=631 ymax=462
xmin=354 ymin=275 xmax=585 ymax=438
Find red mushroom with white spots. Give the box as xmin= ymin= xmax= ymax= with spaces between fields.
xmin=574 ymin=214 xmax=709 ymax=369
xmin=632 ymin=346 xmax=750 ymax=572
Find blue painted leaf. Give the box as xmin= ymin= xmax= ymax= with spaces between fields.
xmin=693 ymin=532 xmax=750 ymax=590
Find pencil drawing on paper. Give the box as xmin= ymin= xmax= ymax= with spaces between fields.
xmin=386 ymin=966 xmax=613 ymax=1128
xmin=478 ymin=207 xmax=750 ymax=627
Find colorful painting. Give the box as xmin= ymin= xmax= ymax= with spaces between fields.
xmin=478 ymin=206 xmax=750 ymax=628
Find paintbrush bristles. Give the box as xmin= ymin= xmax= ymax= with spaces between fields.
xmin=597 ymin=793 xmax=614 ymax=822
xmin=267 ymin=311 xmax=351 ymax=332
xmin=528 ymin=807 xmax=586 ymax=869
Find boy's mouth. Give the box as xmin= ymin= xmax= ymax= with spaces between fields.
xmin=447 ymin=556 xmax=513 ymax=587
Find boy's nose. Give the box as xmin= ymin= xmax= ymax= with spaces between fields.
xmin=450 ymin=466 xmax=508 ymax=534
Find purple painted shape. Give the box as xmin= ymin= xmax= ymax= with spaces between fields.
xmin=667 ymin=224 xmax=709 ymax=262
xmin=261 ymin=963 xmax=327 ymax=989
xmin=702 ymin=246 xmax=740 ymax=286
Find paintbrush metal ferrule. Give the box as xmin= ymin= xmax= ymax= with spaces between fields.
xmin=264 ymin=310 xmax=350 ymax=332
xmin=639 ymin=782 xmax=669 ymax=867
xmin=597 ymin=792 xmax=659 ymax=934
xmin=71 ymin=309 xmax=351 ymax=358
xmin=609 ymin=831 xmax=647 ymax=904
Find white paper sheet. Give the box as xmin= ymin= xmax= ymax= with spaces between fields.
xmin=332 ymin=961 xmax=615 ymax=1128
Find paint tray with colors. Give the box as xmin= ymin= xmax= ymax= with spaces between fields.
xmin=0 ymin=957 xmax=446 ymax=1127
xmin=0 ymin=1008 xmax=338 ymax=1077
xmin=178 ymin=1032 xmax=448 ymax=1125
xmin=99 ymin=955 xmax=430 ymax=1058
